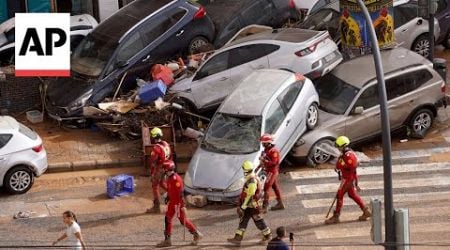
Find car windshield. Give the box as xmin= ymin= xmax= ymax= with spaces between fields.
xmin=18 ymin=123 xmax=37 ymax=140
xmin=71 ymin=33 xmax=117 ymax=77
xmin=299 ymin=9 xmax=336 ymax=30
xmin=314 ymin=74 xmax=359 ymax=115
xmin=202 ymin=113 xmax=261 ymax=154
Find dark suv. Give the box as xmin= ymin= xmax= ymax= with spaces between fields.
xmin=436 ymin=0 xmax=450 ymax=48
xmin=46 ymin=0 xmax=215 ymax=120
xmin=200 ymin=0 xmax=299 ymax=48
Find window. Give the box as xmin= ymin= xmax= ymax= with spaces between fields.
xmin=140 ymin=9 xmax=186 ymax=45
xmin=264 ymin=100 xmax=286 ymax=134
xmin=0 ymin=47 xmax=14 ymax=66
xmin=393 ymin=3 xmax=417 ymax=28
xmin=436 ymin=0 xmax=448 ymax=14
xmin=229 ymin=44 xmax=279 ymax=68
xmin=18 ymin=124 xmax=37 ymax=140
xmin=354 ymin=85 xmax=379 ymax=110
xmin=70 ymin=35 xmax=85 ymax=52
xmin=311 ymin=0 xmax=333 ymax=14
xmin=0 ymin=134 xmax=12 ymax=149
xmin=278 ymin=81 xmax=304 ymax=111
xmin=116 ymin=32 xmax=144 ymax=62
xmin=194 ymin=51 xmax=229 ymax=80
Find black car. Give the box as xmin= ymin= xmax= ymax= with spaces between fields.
xmin=199 ymin=0 xmax=299 ymax=48
xmin=46 ymin=0 xmax=215 ymax=120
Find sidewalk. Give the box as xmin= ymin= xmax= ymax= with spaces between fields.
xmin=19 ymin=116 xmax=198 ymax=173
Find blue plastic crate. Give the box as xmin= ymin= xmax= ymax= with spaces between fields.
xmin=138 ymin=79 xmax=167 ymax=104
xmin=106 ymin=174 xmax=134 ymax=198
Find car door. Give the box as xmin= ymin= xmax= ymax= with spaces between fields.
xmin=274 ymin=81 xmax=306 ymax=157
xmin=227 ymin=44 xmax=271 ymax=88
xmin=0 ymin=134 xmax=13 ymax=168
xmin=190 ymin=50 xmax=233 ymax=109
xmin=394 ymin=2 xmax=423 ymax=47
xmin=344 ymin=84 xmax=382 ymax=141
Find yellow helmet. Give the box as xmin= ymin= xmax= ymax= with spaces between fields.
xmin=150 ymin=127 xmax=163 ymax=138
xmin=335 ymin=136 xmax=350 ymax=147
xmin=242 ymin=160 xmax=254 ymax=172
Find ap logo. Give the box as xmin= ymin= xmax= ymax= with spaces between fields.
xmin=15 ymin=13 xmax=70 ymax=77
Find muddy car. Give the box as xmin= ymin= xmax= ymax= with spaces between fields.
xmin=184 ymin=69 xmax=319 ymax=201
xmin=45 ymin=0 xmax=215 ymax=120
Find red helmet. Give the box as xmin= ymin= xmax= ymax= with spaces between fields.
xmin=260 ymin=134 xmax=274 ymax=144
xmin=162 ymin=160 xmax=175 ymax=172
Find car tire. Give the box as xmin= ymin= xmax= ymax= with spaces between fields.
xmin=306 ymin=103 xmax=319 ymax=130
xmin=412 ymin=34 xmax=430 ymax=58
xmin=188 ymin=36 xmax=210 ymax=55
xmin=408 ymin=108 xmax=434 ymax=139
xmin=307 ymin=138 xmax=334 ymax=167
xmin=443 ymin=30 xmax=450 ymax=49
xmin=4 ymin=166 xmax=34 ymax=194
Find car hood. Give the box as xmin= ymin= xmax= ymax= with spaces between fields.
xmin=169 ymin=76 xmax=194 ymax=93
xmin=188 ymin=147 xmax=260 ymax=190
xmin=46 ymin=76 xmax=92 ymax=106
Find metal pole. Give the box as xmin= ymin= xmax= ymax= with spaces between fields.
xmin=354 ymin=0 xmax=395 ymax=249
xmin=428 ymin=0 xmax=435 ymax=61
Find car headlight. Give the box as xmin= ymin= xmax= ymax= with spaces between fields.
xmin=184 ymin=171 xmax=193 ymax=188
xmin=226 ymin=177 xmax=245 ymax=192
xmin=69 ymin=90 xmax=92 ymax=111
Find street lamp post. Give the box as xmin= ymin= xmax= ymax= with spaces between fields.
xmin=354 ymin=0 xmax=396 ymax=249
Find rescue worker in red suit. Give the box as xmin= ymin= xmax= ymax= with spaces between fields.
xmin=146 ymin=127 xmax=172 ymax=214
xmin=258 ymin=134 xmax=285 ymax=213
xmin=228 ymin=160 xmax=272 ymax=246
xmin=325 ymin=136 xmax=372 ymax=224
xmin=156 ymin=160 xmax=202 ymax=247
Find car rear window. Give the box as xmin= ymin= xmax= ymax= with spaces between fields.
xmin=18 ymin=123 xmax=38 ymax=140
xmin=0 ymin=134 xmax=12 ymax=149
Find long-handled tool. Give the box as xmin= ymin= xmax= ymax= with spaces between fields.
xmin=325 ymin=195 xmax=337 ymax=218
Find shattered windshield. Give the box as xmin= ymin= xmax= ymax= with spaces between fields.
xmin=71 ymin=33 xmax=117 ymax=78
xmin=314 ymin=74 xmax=359 ymax=115
xmin=202 ymin=113 xmax=261 ymax=154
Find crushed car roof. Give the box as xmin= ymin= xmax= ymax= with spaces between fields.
xmin=331 ymin=47 xmax=433 ymax=88
xmin=219 ymin=69 xmax=294 ymax=116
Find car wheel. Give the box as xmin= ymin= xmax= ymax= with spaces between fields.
xmin=307 ymin=138 xmax=334 ymax=167
xmin=443 ymin=31 xmax=450 ymax=49
xmin=4 ymin=166 xmax=34 ymax=194
xmin=188 ymin=36 xmax=209 ymax=55
xmin=412 ymin=34 xmax=430 ymax=58
xmin=306 ymin=103 xmax=319 ymax=130
xmin=408 ymin=108 xmax=434 ymax=139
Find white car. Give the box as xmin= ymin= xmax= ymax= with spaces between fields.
xmin=0 ymin=14 xmax=98 ymax=65
xmin=0 ymin=116 xmax=48 ymax=194
xmin=184 ymin=69 xmax=319 ymax=201
xmin=170 ymin=28 xmax=342 ymax=112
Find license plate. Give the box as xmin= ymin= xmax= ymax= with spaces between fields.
xmin=208 ymin=196 xmax=222 ymax=201
xmin=325 ymin=53 xmax=336 ymax=62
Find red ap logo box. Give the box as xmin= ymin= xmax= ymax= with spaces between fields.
xmin=15 ymin=13 xmax=70 ymax=77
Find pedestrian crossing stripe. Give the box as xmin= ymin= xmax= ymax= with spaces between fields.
xmin=301 ymin=191 xmax=450 ymax=208
xmin=289 ymin=162 xmax=450 ymax=180
xmin=296 ymin=175 xmax=450 ymax=194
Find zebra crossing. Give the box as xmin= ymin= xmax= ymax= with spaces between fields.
xmin=290 ymin=162 xmax=450 ymax=246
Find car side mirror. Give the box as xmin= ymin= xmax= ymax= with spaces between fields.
xmin=115 ymin=60 xmax=129 ymax=68
xmin=353 ymin=106 xmax=364 ymax=115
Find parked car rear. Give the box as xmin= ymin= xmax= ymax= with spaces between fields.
xmin=45 ymin=0 xmax=215 ymax=120
xmin=290 ymin=47 xmax=447 ymax=166
xmin=199 ymin=0 xmax=299 ymax=48
xmin=0 ymin=116 xmax=47 ymax=194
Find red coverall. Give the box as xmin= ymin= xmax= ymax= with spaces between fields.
xmin=260 ymin=146 xmax=282 ymax=204
xmin=335 ymin=149 xmax=366 ymax=214
xmin=150 ymin=141 xmax=172 ymax=201
xmin=164 ymin=172 xmax=197 ymax=236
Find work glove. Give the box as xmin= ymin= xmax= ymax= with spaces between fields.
xmin=237 ymin=207 xmax=244 ymax=217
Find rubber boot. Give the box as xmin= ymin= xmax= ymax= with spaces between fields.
xmin=191 ymin=231 xmax=203 ymax=246
xmin=227 ymin=234 xmax=243 ymax=245
xmin=156 ymin=235 xmax=171 ymax=248
xmin=259 ymin=233 xmax=272 ymax=245
xmin=271 ymin=200 xmax=285 ymax=211
xmin=146 ymin=199 xmax=161 ymax=214
xmin=358 ymin=206 xmax=372 ymax=221
xmin=324 ymin=211 xmax=340 ymax=224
